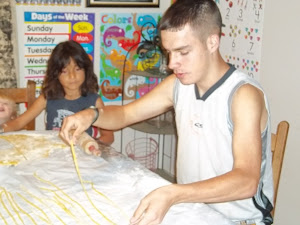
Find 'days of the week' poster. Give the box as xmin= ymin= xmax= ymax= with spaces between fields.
xmin=24 ymin=12 xmax=95 ymax=94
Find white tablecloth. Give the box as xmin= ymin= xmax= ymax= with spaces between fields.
xmin=0 ymin=131 xmax=234 ymax=225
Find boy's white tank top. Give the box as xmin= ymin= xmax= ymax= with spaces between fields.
xmin=173 ymin=67 xmax=273 ymax=224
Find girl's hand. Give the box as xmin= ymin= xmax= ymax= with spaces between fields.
xmin=60 ymin=109 xmax=95 ymax=145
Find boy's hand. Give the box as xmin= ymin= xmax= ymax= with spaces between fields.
xmin=60 ymin=109 xmax=94 ymax=145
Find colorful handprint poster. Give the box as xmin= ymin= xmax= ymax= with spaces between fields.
xmin=100 ymin=13 xmax=162 ymax=102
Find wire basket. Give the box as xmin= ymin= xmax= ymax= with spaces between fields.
xmin=126 ymin=137 xmax=158 ymax=170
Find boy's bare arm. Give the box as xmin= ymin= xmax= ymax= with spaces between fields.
xmin=60 ymin=75 xmax=175 ymax=144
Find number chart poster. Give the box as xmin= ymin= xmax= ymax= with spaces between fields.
xmin=215 ymin=0 xmax=265 ymax=80
xmin=23 ymin=12 xmax=95 ymax=94
xmin=100 ymin=13 xmax=162 ymax=102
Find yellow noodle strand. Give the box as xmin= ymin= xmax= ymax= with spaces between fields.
xmin=37 ymin=197 xmax=68 ymax=225
xmin=42 ymin=199 xmax=67 ymax=225
xmin=0 ymin=207 xmax=8 ymax=225
xmin=70 ymin=142 xmax=116 ymax=225
xmin=0 ymin=136 xmax=27 ymax=161
xmin=52 ymin=192 xmax=89 ymax=223
xmin=86 ymin=181 xmax=129 ymax=221
xmin=0 ymin=161 xmax=19 ymax=166
xmin=21 ymin=185 xmax=70 ymax=225
xmin=0 ymin=134 xmax=68 ymax=166
xmin=1 ymin=188 xmax=25 ymax=224
xmin=17 ymin=192 xmax=51 ymax=224
xmin=34 ymin=174 xmax=100 ymax=225
xmin=53 ymin=192 xmax=73 ymax=205
xmin=22 ymin=186 xmax=77 ymax=225
xmin=0 ymin=190 xmax=18 ymax=225
xmin=8 ymin=192 xmax=37 ymax=225
xmin=0 ymin=134 xmax=121 ymax=224
xmin=5 ymin=191 xmax=25 ymax=225
xmin=82 ymin=185 xmax=116 ymax=225
xmin=22 ymin=189 xmax=66 ymax=225
xmin=52 ymin=195 xmax=79 ymax=222
xmin=70 ymin=141 xmax=84 ymax=184
xmin=53 ymin=190 xmax=98 ymax=224
xmin=39 ymin=186 xmax=98 ymax=224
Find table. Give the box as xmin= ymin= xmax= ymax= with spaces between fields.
xmin=0 ymin=131 xmax=234 ymax=225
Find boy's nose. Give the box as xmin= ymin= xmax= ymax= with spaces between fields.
xmin=167 ymin=54 xmax=178 ymax=70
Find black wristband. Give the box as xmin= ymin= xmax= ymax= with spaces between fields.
xmin=89 ymin=106 xmax=99 ymax=125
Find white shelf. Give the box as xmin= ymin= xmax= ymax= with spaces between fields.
xmin=130 ymin=119 xmax=176 ymax=135
xmin=129 ymin=68 xmax=172 ymax=78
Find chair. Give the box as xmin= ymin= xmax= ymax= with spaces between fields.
xmin=271 ymin=120 xmax=289 ymax=217
xmin=0 ymin=80 xmax=36 ymax=130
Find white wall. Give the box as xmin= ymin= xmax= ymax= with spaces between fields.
xmin=260 ymin=1 xmax=300 ymax=224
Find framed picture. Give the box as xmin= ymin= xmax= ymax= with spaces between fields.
xmin=86 ymin=0 xmax=159 ymax=7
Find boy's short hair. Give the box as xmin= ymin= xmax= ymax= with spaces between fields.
xmin=158 ymin=0 xmax=222 ymax=43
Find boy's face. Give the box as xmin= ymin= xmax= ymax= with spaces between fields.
xmin=160 ymin=24 xmax=210 ymax=85
xmin=0 ymin=98 xmax=15 ymax=124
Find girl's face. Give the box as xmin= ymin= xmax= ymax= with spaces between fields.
xmin=0 ymin=98 xmax=15 ymax=124
xmin=58 ymin=58 xmax=85 ymax=99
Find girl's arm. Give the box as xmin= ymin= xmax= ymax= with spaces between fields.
xmin=3 ymin=95 xmax=47 ymax=132
xmin=97 ymin=128 xmax=114 ymax=146
xmin=94 ymin=97 xmax=114 ymax=145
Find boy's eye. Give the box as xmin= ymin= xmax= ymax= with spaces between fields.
xmin=162 ymin=49 xmax=169 ymax=55
xmin=180 ymin=51 xmax=189 ymax=55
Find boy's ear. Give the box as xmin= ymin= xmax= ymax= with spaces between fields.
xmin=206 ymin=34 xmax=220 ymax=53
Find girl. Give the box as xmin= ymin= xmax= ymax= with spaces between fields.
xmin=3 ymin=40 xmax=114 ymax=150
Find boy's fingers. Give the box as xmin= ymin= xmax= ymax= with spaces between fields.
xmin=60 ymin=117 xmax=75 ymax=144
xmin=130 ymin=203 xmax=148 ymax=224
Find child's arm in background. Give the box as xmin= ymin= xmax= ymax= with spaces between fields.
xmin=3 ymin=95 xmax=47 ymax=132
xmin=97 ymin=128 xmax=114 ymax=146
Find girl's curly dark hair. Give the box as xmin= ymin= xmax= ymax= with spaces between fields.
xmin=42 ymin=40 xmax=99 ymax=99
